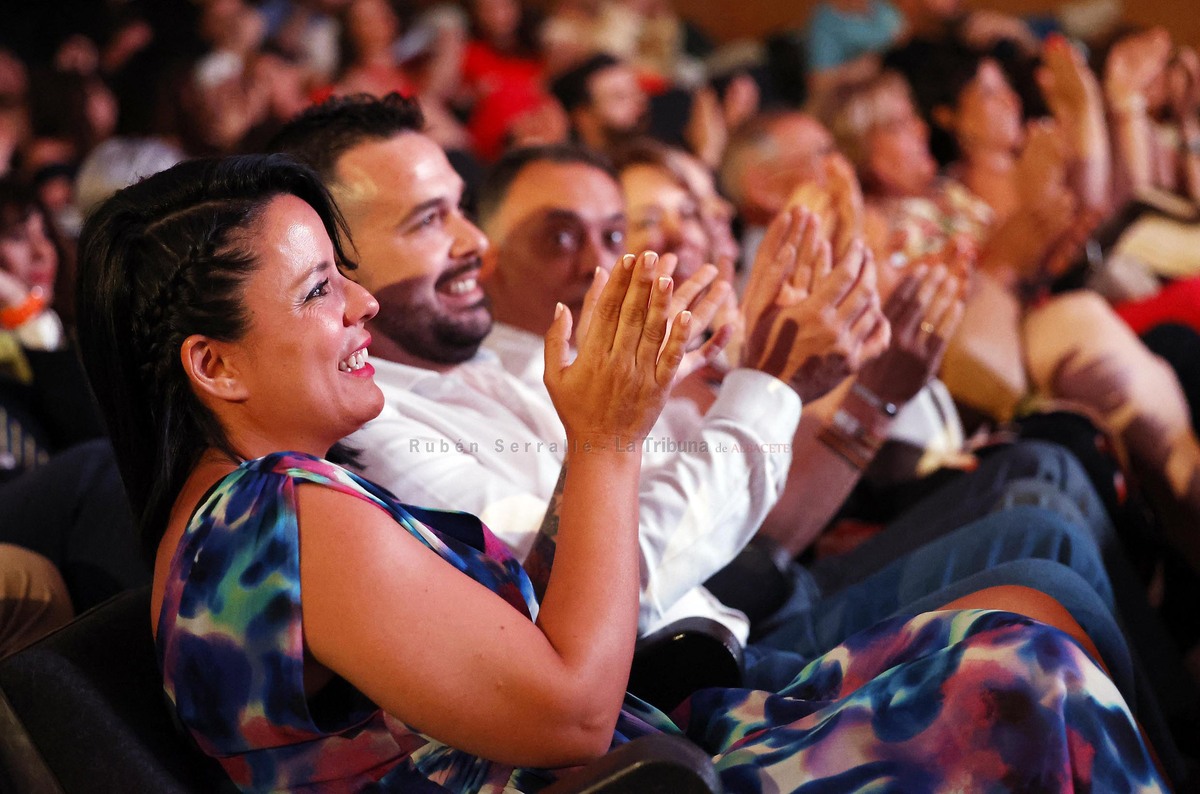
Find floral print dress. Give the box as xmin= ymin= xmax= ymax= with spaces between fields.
xmin=158 ymin=453 xmax=1166 ymax=793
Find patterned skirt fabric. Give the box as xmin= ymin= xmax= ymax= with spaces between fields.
xmin=633 ymin=609 xmax=1166 ymax=793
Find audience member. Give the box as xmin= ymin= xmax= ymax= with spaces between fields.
xmin=332 ymin=0 xmax=470 ymax=151
xmin=877 ymin=46 xmax=1200 ymax=582
xmin=549 ymin=53 xmax=649 ymax=156
xmin=0 ymin=180 xmax=104 ymax=482
xmin=719 ymin=110 xmax=836 ymax=280
xmin=460 ymin=0 xmax=559 ymax=161
xmin=614 ymin=139 xmax=712 ymax=282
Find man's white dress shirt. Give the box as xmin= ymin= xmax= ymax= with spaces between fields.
xmin=349 ymin=334 xmax=801 ymax=641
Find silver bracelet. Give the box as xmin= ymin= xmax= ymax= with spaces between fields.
xmin=849 ymin=382 xmax=898 ymax=417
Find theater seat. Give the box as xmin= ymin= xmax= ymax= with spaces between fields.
xmin=0 ymin=588 xmax=722 ymax=793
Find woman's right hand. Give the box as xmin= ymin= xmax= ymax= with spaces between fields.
xmin=543 ymin=250 xmax=690 ymax=448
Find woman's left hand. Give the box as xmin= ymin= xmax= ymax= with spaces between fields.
xmin=543 ymin=251 xmax=691 ymax=447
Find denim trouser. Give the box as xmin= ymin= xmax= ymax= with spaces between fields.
xmin=743 ymin=507 xmax=1128 ymax=699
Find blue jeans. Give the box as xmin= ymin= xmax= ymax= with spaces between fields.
xmin=811 ymin=440 xmax=1117 ymax=597
xmin=744 ymin=506 xmax=1132 ymax=706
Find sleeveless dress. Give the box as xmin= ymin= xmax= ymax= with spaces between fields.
xmin=157 ymin=453 xmax=1166 ymax=793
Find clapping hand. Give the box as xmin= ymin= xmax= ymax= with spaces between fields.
xmin=786 ymin=152 xmax=864 ymax=260
xmin=1104 ymin=27 xmax=1172 ymax=108
xmin=1168 ymin=46 xmax=1200 ymax=122
xmin=741 ymin=206 xmax=890 ymax=403
xmin=576 ymin=254 xmax=734 ymax=388
xmin=544 ymin=251 xmax=692 ymax=447
xmin=856 ymin=262 xmax=967 ymax=407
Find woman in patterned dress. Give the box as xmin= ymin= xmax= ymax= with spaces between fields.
xmin=73 ymin=154 xmax=1167 ymax=792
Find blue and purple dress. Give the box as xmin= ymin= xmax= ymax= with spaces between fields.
xmin=158 ymin=452 xmax=1166 ymax=792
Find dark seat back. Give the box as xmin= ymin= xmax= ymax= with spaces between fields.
xmin=0 ymin=587 xmax=237 ymax=793
xmin=0 ymin=588 xmax=723 ymax=794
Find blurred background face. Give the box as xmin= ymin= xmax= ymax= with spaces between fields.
xmin=748 ymin=114 xmax=836 ymax=218
xmin=954 ymin=59 xmax=1023 ymax=154
xmin=485 ymin=159 xmax=626 ymax=334
xmin=472 ymin=0 xmax=521 ymax=43
xmin=586 ymin=65 xmax=648 ymax=137
xmin=671 ymin=150 xmax=739 ymax=276
xmin=621 ymin=163 xmax=709 ymax=281
xmin=865 ymin=87 xmax=938 ymax=197
xmin=345 ymin=0 xmax=400 ymax=57
xmin=0 ymin=206 xmax=57 ymax=299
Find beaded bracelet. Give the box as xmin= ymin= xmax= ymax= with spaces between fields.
xmin=0 ymin=289 xmax=46 ymax=330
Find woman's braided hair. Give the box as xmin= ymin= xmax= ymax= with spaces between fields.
xmin=76 ymin=154 xmax=355 ymax=561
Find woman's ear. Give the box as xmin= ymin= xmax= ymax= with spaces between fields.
xmin=180 ymin=334 xmax=250 ymax=403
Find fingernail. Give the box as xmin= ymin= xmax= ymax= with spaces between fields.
xmin=554 ymin=302 xmax=564 ymax=318
xmin=595 ymin=266 xmax=605 ymax=280
xmin=622 ymin=254 xmax=636 ymax=270
xmin=658 ymin=276 xmax=672 ymax=291
xmin=644 ymin=252 xmax=659 ymax=269
xmin=679 ymin=310 xmax=692 ymax=327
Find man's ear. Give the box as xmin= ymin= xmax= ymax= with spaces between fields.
xmin=180 ymin=335 xmax=250 ymax=403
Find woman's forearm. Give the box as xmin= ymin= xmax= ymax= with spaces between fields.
xmin=534 ymin=442 xmax=643 ymax=719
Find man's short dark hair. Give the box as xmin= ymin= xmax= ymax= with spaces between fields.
xmin=264 ymin=93 xmax=424 ymax=179
xmin=476 ymin=143 xmax=617 ymax=227
xmin=548 ymin=53 xmax=621 ymax=114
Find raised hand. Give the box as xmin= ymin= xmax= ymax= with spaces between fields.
xmin=785 ymin=152 xmax=865 ymax=260
xmin=576 ymin=255 xmax=733 ymax=387
xmin=1038 ymin=35 xmax=1100 ymax=126
xmin=544 ymin=251 xmax=690 ymax=446
xmin=1016 ymin=119 xmax=1070 ymax=208
xmin=855 ymin=263 xmax=966 ymax=406
xmin=1104 ymin=27 xmax=1172 ymax=107
xmin=741 ymin=207 xmax=890 ymax=403
xmin=1168 ymin=45 xmax=1200 ymax=122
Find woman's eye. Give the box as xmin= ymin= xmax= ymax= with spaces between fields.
xmin=305 ymin=279 xmax=330 ymax=301
xmin=604 ymin=229 xmax=625 ymax=247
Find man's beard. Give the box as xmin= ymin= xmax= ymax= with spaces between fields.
xmin=372 ymin=279 xmax=494 ymax=365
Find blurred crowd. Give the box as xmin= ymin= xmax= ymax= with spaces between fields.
xmin=6 ymin=0 xmax=1200 ymax=785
